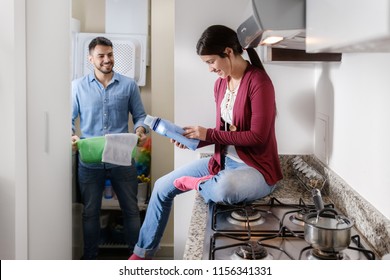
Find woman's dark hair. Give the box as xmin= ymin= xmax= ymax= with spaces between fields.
xmin=196 ymin=25 xmax=265 ymax=71
xmin=88 ymin=37 xmax=113 ymax=54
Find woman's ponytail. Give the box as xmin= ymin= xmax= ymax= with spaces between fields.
xmin=246 ymin=48 xmax=265 ymax=71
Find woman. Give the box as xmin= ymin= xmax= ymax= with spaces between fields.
xmin=129 ymin=25 xmax=283 ymax=260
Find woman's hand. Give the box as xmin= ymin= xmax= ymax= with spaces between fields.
xmin=182 ymin=126 xmax=207 ymax=141
xmin=169 ymin=125 xmax=206 ymax=149
xmin=170 ymin=138 xmax=188 ymax=149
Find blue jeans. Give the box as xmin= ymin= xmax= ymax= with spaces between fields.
xmin=78 ymin=160 xmax=140 ymax=259
xmin=133 ymin=157 xmax=276 ymax=258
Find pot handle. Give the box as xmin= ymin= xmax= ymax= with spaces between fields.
xmin=311 ymin=188 xmax=324 ymax=211
xmin=317 ymin=208 xmax=339 ymax=217
xmin=317 ymin=208 xmax=351 ymax=226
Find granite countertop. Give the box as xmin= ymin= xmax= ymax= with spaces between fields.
xmin=182 ymin=155 xmax=390 ymax=260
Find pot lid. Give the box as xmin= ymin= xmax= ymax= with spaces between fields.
xmin=305 ymin=208 xmax=354 ymax=230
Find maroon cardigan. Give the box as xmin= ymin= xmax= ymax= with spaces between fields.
xmin=198 ymin=64 xmax=283 ymax=186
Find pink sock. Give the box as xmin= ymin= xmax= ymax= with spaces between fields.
xmin=173 ymin=175 xmax=213 ymax=192
xmin=128 ymin=253 xmax=146 ymax=260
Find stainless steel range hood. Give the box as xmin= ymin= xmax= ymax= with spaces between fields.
xmin=237 ymin=0 xmax=341 ymax=62
xmin=237 ymin=0 xmax=306 ymax=50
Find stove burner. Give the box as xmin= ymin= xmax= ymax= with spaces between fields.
xmin=288 ymin=211 xmax=305 ymax=226
xmin=227 ymin=208 xmax=265 ymax=226
xmin=232 ymin=208 xmax=261 ymax=220
xmin=307 ymin=249 xmax=349 ymax=260
xmin=289 ymin=208 xmax=315 ymax=226
xmin=233 ymin=242 xmax=269 ymax=260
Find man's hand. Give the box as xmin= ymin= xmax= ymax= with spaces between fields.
xmin=135 ymin=127 xmax=147 ymax=147
xmin=71 ymin=135 xmax=80 ymax=152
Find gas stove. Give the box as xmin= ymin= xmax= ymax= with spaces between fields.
xmin=202 ymin=197 xmax=376 ymax=260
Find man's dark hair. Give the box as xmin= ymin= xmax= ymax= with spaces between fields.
xmin=88 ymin=37 xmax=113 ymax=54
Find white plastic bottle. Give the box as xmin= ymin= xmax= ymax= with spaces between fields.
xmin=144 ymin=115 xmax=200 ymax=150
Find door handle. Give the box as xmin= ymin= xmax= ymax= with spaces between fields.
xmin=44 ymin=111 xmax=49 ymax=153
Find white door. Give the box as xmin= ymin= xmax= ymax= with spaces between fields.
xmin=26 ymin=0 xmax=72 ymax=259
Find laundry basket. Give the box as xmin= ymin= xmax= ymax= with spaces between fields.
xmin=77 ymin=136 xmax=105 ymax=163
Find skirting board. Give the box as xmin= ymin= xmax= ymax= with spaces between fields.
xmin=154 ymin=244 xmax=173 ymax=259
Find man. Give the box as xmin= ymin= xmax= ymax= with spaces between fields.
xmin=72 ymin=36 xmax=148 ymax=259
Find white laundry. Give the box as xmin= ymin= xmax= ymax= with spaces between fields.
xmin=102 ymin=133 xmax=139 ymax=166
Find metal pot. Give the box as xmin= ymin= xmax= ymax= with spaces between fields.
xmin=304 ymin=208 xmax=354 ymax=252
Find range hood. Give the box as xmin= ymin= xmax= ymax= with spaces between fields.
xmin=237 ymin=0 xmax=306 ymax=50
xmin=237 ymin=0 xmax=341 ymax=62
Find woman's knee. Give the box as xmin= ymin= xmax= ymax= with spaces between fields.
xmin=153 ymin=176 xmax=169 ymax=192
xmin=210 ymin=178 xmax=242 ymax=204
xmin=151 ymin=176 xmax=177 ymax=201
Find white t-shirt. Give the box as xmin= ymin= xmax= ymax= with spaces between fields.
xmin=220 ymin=86 xmax=243 ymax=163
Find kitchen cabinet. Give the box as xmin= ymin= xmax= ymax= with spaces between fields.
xmin=260 ymin=46 xmax=342 ymax=62
xmin=25 ymin=0 xmax=72 ymax=259
xmin=306 ymin=0 xmax=390 ymax=52
xmin=1 ymin=0 xmax=72 ymax=260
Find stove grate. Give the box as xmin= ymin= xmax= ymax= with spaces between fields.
xmin=204 ymin=197 xmax=376 ymax=260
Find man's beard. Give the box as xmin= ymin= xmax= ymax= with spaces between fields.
xmin=98 ymin=68 xmax=112 ymax=74
xmin=98 ymin=63 xmax=113 ymax=74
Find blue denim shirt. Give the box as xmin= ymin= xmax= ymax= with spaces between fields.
xmin=72 ymin=72 xmax=148 ymax=169
xmin=72 ymin=71 xmax=147 ymax=137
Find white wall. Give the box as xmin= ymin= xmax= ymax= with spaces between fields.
xmin=267 ymin=63 xmax=316 ymax=154
xmin=150 ymin=0 xmax=175 ymax=254
xmin=316 ymin=53 xmax=390 ymax=219
xmin=0 ymin=0 xmax=18 ymax=260
xmin=174 ymin=0 xmax=316 ymax=259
